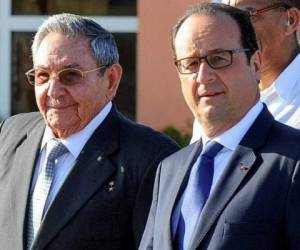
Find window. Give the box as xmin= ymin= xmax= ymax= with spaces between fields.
xmin=12 ymin=0 xmax=136 ymax=15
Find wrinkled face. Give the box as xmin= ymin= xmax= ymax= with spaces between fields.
xmin=174 ymin=12 xmax=261 ymax=137
xmin=34 ymin=32 xmax=118 ymax=138
xmin=224 ymin=0 xmax=288 ymax=70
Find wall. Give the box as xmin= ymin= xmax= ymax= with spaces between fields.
xmin=137 ymin=0 xmax=196 ymax=133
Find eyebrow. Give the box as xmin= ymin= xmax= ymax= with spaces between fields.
xmin=35 ymin=64 xmax=82 ymax=70
xmin=180 ymin=49 xmax=233 ymax=60
xmin=65 ymin=64 xmax=82 ymax=69
xmin=205 ymin=49 xmax=232 ymax=54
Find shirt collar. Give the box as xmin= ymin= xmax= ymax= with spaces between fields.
xmin=41 ymin=101 xmax=112 ymax=158
xmin=262 ymin=53 xmax=300 ymax=102
xmin=202 ymin=101 xmax=263 ymax=151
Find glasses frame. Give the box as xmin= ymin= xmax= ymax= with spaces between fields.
xmin=25 ymin=65 xmax=108 ymax=86
xmin=248 ymin=2 xmax=290 ymax=17
xmin=175 ymin=48 xmax=251 ymax=74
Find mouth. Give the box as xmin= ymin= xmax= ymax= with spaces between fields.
xmin=199 ymin=91 xmax=224 ymax=98
xmin=47 ymin=104 xmax=76 ymax=110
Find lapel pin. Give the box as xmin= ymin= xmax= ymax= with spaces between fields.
xmin=240 ymin=163 xmax=249 ymax=171
xmin=108 ymin=181 xmax=115 ymax=192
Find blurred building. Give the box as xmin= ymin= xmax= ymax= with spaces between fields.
xmin=0 ymin=0 xmax=195 ymax=133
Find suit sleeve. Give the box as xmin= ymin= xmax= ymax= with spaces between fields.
xmin=132 ymin=139 xmax=179 ymax=248
xmin=286 ymin=158 xmax=300 ymax=249
xmin=138 ymin=162 xmax=162 ymax=250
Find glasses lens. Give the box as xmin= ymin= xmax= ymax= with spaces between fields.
xmin=59 ymin=69 xmax=83 ymax=85
xmin=177 ymin=58 xmax=200 ymax=74
xmin=207 ymin=51 xmax=232 ymax=69
xmin=34 ymin=69 xmax=50 ymax=85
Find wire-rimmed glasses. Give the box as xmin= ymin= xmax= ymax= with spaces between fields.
xmin=248 ymin=2 xmax=290 ymax=20
xmin=25 ymin=65 xmax=108 ymax=86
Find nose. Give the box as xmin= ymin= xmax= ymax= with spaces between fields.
xmin=47 ymin=77 xmax=66 ymax=98
xmin=194 ymin=60 xmax=216 ymax=85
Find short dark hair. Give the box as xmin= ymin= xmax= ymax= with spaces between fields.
xmin=171 ymin=3 xmax=259 ymax=62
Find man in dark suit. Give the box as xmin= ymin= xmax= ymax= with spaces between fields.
xmin=140 ymin=3 xmax=300 ymax=250
xmin=0 ymin=13 xmax=179 ymax=250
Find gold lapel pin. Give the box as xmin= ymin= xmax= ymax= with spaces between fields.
xmin=240 ymin=163 xmax=249 ymax=171
xmin=108 ymin=181 xmax=115 ymax=192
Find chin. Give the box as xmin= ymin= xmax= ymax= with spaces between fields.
xmin=49 ymin=123 xmax=83 ymax=139
xmin=47 ymin=115 xmax=77 ymax=129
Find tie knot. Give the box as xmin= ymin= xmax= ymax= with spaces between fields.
xmin=47 ymin=140 xmax=68 ymax=162
xmin=202 ymin=141 xmax=223 ymax=158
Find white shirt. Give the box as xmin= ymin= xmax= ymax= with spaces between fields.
xmin=260 ymin=53 xmax=300 ymax=128
xmin=198 ymin=101 xmax=263 ymax=191
xmin=190 ymin=53 xmax=300 ymax=143
xmin=30 ymin=102 xmax=112 ymax=213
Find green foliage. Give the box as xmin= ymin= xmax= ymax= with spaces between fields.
xmin=162 ymin=126 xmax=191 ymax=147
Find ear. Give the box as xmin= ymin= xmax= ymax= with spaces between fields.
xmin=105 ymin=63 xmax=123 ymax=100
xmin=285 ymin=8 xmax=300 ymax=36
xmin=250 ymin=50 xmax=261 ymax=83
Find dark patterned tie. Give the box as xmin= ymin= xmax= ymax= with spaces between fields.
xmin=26 ymin=140 xmax=68 ymax=249
xmin=176 ymin=140 xmax=223 ymax=250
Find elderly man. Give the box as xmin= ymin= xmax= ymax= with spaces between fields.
xmin=0 ymin=13 xmax=179 ymax=250
xmin=140 ymin=3 xmax=300 ymax=250
xmin=191 ymin=0 xmax=300 ymax=143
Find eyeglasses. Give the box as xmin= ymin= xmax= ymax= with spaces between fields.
xmin=175 ymin=48 xmax=251 ymax=74
xmin=248 ymin=2 xmax=290 ymax=18
xmin=25 ymin=65 xmax=108 ymax=86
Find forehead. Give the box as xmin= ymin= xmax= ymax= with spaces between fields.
xmin=174 ymin=12 xmax=242 ymax=58
xmin=35 ymin=32 xmax=95 ymax=68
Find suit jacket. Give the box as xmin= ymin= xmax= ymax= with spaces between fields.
xmin=140 ymin=106 xmax=300 ymax=250
xmin=0 ymin=106 xmax=179 ymax=250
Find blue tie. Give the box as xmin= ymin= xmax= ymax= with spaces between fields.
xmin=175 ymin=140 xmax=223 ymax=250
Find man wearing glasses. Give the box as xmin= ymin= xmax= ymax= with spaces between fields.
xmin=0 ymin=13 xmax=179 ymax=250
xmin=225 ymin=0 xmax=300 ymax=123
xmin=191 ymin=0 xmax=300 ymax=143
xmin=140 ymin=3 xmax=300 ymax=250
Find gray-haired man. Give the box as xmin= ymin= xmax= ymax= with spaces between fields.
xmin=0 ymin=13 xmax=179 ymax=250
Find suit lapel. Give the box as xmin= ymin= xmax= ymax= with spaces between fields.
xmin=190 ymin=106 xmax=275 ymax=249
xmin=9 ymin=118 xmax=45 ymax=247
xmin=163 ymin=141 xmax=203 ymax=245
xmin=33 ymin=107 xmax=120 ymax=249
